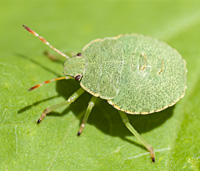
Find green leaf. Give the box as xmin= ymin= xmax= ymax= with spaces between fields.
xmin=1 ymin=1 xmax=200 ymax=170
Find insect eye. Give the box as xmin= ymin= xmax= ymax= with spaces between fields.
xmin=77 ymin=53 xmax=82 ymax=57
xmin=75 ymin=75 xmax=82 ymax=81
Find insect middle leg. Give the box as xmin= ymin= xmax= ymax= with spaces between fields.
xmin=119 ymin=111 xmax=155 ymax=162
xmin=77 ymin=96 xmax=97 ymax=136
xmin=37 ymin=88 xmax=85 ymax=123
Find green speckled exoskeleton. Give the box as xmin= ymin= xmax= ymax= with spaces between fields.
xmin=23 ymin=25 xmax=187 ymax=162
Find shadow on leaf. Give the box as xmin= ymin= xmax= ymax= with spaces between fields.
xmin=54 ymin=78 xmax=175 ymax=149
xmin=18 ymin=95 xmax=59 ymax=114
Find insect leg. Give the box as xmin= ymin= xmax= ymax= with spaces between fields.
xmin=119 ymin=111 xmax=155 ymax=162
xmin=44 ymin=51 xmax=60 ymax=61
xmin=44 ymin=51 xmax=78 ymax=61
xmin=77 ymin=96 xmax=97 ymax=136
xmin=36 ymin=88 xmax=85 ymax=123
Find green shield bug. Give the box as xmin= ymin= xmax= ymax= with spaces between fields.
xmin=23 ymin=25 xmax=187 ymax=162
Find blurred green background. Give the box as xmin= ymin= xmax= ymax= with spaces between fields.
xmin=0 ymin=0 xmax=200 ymax=170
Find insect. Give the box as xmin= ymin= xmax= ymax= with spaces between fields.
xmin=23 ymin=25 xmax=187 ymax=162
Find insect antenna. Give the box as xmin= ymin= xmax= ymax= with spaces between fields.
xmin=23 ymin=25 xmax=70 ymax=59
xmin=28 ymin=76 xmax=73 ymax=91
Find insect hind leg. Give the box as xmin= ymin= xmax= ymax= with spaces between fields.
xmin=119 ymin=111 xmax=155 ymax=162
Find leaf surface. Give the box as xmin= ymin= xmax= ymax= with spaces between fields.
xmin=0 ymin=1 xmax=200 ymax=170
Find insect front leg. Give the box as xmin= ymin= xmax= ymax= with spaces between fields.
xmin=77 ymin=96 xmax=97 ymax=136
xmin=37 ymin=88 xmax=85 ymax=123
xmin=44 ymin=51 xmax=78 ymax=61
xmin=119 ymin=111 xmax=155 ymax=162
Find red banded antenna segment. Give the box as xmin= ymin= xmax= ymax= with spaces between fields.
xmin=23 ymin=25 xmax=70 ymax=59
xmin=28 ymin=76 xmax=73 ymax=91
